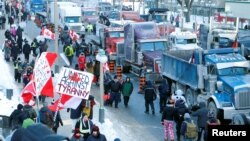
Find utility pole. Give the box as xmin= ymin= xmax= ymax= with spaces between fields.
xmin=54 ymin=0 xmax=59 ymax=73
xmin=181 ymin=0 xmax=184 ymax=31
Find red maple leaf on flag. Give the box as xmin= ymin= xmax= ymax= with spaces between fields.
xmin=69 ymin=72 xmax=81 ymax=82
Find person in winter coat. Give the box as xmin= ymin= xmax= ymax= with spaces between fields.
xmin=161 ymin=100 xmax=176 ymax=141
xmin=39 ymin=103 xmax=54 ymax=129
xmin=121 ymin=77 xmax=133 ymax=107
xmin=5 ymin=29 xmax=11 ymax=40
xmin=191 ymin=102 xmax=209 ymax=141
xmin=144 ymin=81 xmax=157 ymax=115
xmin=174 ymin=99 xmax=190 ymax=141
xmin=181 ymin=113 xmax=197 ymax=141
xmin=17 ymin=36 xmax=23 ymax=54
xmin=31 ymin=38 xmax=38 ymax=57
xmin=93 ymin=60 xmax=100 ymax=85
xmin=108 ymin=75 xmax=122 ymax=108
xmin=78 ymin=53 xmax=86 ymax=71
xmin=14 ymin=58 xmax=22 ymax=83
xmin=74 ymin=113 xmax=94 ymax=141
xmin=52 ymin=111 xmax=63 ymax=134
xmin=86 ymin=125 xmax=107 ymax=141
xmin=9 ymin=104 xmax=23 ymax=130
xmin=204 ymin=111 xmax=220 ymax=141
xmin=20 ymin=104 xmax=37 ymax=123
xmin=158 ymin=79 xmax=170 ymax=113
xmin=11 ymin=42 xmax=19 ymax=61
xmin=22 ymin=40 xmax=31 ymax=62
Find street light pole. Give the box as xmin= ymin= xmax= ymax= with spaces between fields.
xmin=181 ymin=0 xmax=184 ymax=31
xmin=54 ymin=0 xmax=59 ymax=73
xmin=96 ymin=49 xmax=108 ymax=124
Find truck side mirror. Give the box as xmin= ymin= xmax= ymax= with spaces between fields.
xmin=217 ymin=81 xmax=223 ymax=92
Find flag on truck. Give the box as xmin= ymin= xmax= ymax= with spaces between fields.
xmin=41 ymin=27 xmax=55 ymax=40
xmin=69 ymin=30 xmax=80 ymax=41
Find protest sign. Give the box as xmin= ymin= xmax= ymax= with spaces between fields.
xmin=55 ymin=67 xmax=94 ymax=99
xmin=34 ymin=53 xmax=52 ymax=94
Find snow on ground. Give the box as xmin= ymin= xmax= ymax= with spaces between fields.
xmin=0 ymin=51 xmax=20 ymax=117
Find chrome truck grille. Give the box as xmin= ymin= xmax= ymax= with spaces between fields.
xmin=70 ymin=26 xmax=81 ymax=32
xmin=235 ymin=90 xmax=250 ymax=109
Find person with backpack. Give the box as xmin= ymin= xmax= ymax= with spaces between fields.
xmin=144 ymin=80 xmax=157 ymax=115
xmin=158 ymin=79 xmax=170 ymax=113
xmin=64 ymin=44 xmax=74 ymax=66
xmin=204 ymin=111 xmax=220 ymax=141
xmin=181 ymin=113 xmax=198 ymax=141
xmin=191 ymin=102 xmax=209 ymax=141
xmin=108 ymin=75 xmax=122 ymax=108
xmin=121 ymin=77 xmax=134 ymax=107
xmin=161 ymin=100 xmax=176 ymax=141
xmin=22 ymin=40 xmax=31 ymax=62
xmin=21 ymin=104 xmax=37 ymax=123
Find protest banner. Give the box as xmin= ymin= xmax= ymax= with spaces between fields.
xmin=55 ymin=67 xmax=94 ymax=99
xmin=34 ymin=53 xmax=53 ymax=95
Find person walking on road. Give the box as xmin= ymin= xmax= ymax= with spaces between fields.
xmin=158 ymin=79 xmax=170 ymax=113
xmin=161 ymin=100 xmax=176 ymax=141
xmin=144 ymin=80 xmax=157 ymax=115
xmin=181 ymin=113 xmax=198 ymax=141
xmin=121 ymin=77 xmax=133 ymax=107
xmin=9 ymin=104 xmax=23 ymax=130
xmin=86 ymin=125 xmax=107 ymax=141
xmin=204 ymin=111 xmax=220 ymax=141
xmin=22 ymin=39 xmax=31 ymax=62
xmin=109 ymin=75 xmax=122 ymax=108
xmin=64 ymin=43 xmax=74 ymax=66
xmin=74 ymin=113 xmax=94 ymax=141
xmin=78 ymin=53 xmax=86 ymax=71
xmin=191 ymin=102 xmax=209 ymax=141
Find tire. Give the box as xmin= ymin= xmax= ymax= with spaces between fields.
xmin=208 ymin=101 xmax=218 ymax=118
xmin=232 ymin=114 xmax=249 ymax=125
xmin=171 ymin=82 xmax=176 ymax=95
xmin=185 ymin=88 xmax=197 ymax=108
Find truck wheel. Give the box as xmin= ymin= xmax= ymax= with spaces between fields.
xmin=185 ymin=88 xmax=196 ymax=108
xmin=208 ymin=101 xmax=218 ymax=118
xmin=171 ymin=82 xmax=176 ymax=95
xmin=232 ymin=114 xmax=248 ymax=125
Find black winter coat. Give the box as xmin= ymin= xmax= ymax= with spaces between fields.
xmin=144 ymin=84 xmax=157 ymax=101
xmin=23 ymin=43 xmax=31 ymax=54
xmin=161 ymin=106 xmax=176 ymax=121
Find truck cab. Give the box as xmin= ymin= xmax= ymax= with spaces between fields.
xmin=81 ymin=8 xmax=98 ymax=25
xmin=30 ymin=0 xmax=45 ymax=13
xmin=169 ymin=31 xmax=201 ymax=50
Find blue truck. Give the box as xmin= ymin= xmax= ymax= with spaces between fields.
xmin=161 ymin=48 xmax=250 ymax=123
xmin=30 ymin=0 xmax=45 ymax=13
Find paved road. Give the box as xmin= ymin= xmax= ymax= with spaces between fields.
xmin=0 ymin=20 xmax=166 ymax=141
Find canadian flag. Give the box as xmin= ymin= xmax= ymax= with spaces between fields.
xmin=41 ymin=28 xmax=55 ymax=40
xmin=69 ymin=30 xmax=80 ymax=41
xmin=21 ymin=52 xmax=57 ymax=105
xmin=48 ymin=94 xmax=82 ymax=112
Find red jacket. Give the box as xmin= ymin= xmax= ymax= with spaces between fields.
xmin=78 ymin=55 xmax=86 ymax=70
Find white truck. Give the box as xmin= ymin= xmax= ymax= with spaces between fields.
xmin=49 ymin=1 xmax=84 ymax=34
xmin=168 ymin=30 xmax=202 ymax=50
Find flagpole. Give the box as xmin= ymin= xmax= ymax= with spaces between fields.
xmin=53 ymin=94 xmax=62 ymax=122
xmin=35 ymin=94 xmax=40 ymax=123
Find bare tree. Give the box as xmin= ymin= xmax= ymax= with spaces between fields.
xmin=176 ymin=0 xmax=194 ymax=22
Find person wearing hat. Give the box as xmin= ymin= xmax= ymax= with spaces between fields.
xmin=180 ymin=113 xmax=197 ymax=141
xmin=161 ymin=100 xmax=176 ymax=141
xmin=86 ymin=125 xmax=107 ymax=141
xmin=74 ymin=112 xmax=94 ymax=140
xmin=78 ymin=52 xmax=86 ymax=71
xmin=11 ymin=42 xmax=19 ymax=62
xmin=9 ymin=104 xmax=23 ymax=129
xmin=204 ymin=111 xmax=220 ymax=141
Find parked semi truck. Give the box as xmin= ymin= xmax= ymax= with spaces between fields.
xmin=123 ymin=22 xmax=167 ymax=81
xmin=30 ymin=0 xmax=45 ymax=13
xmin=161 ymin=48 xmax=250 ymax=121
xmin=49 ymin=1 xmax=84 ymax=34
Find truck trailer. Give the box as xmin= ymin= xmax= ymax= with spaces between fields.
xmin=161 ymin=48 xmax=250 ymax=121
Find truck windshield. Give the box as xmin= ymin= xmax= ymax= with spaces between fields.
xmin=31 ymin=4 xmax=43 ymax=9
xmin=83 ymin=11 xmax=97 ymax=16
xmin=218 ymin=67 xmax=248 ymax=76
xmin=65 ymin=17 xmax=80 ymax=23
xmin=140 ymin=41 xmax=166 ymax=51
xmin=154 ymin=15 xmax=166 ymax=23
xmin=109 ymin=31 xmax=124 ymax=38
xmin=176 ymin=38 xmax=196 ymax=44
